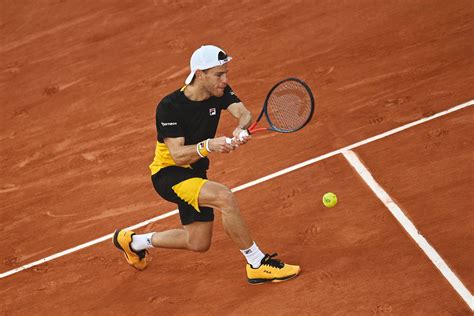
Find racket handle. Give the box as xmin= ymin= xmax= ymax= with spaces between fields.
xmin=225 ymin=137 xmax=233 ymax=145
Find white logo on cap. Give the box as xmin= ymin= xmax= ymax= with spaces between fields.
xmin=218 ymin=57 xmax=231 ymax=65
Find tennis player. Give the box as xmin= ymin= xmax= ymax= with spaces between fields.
xmin=113 ymin=45 xmax=300 ymax=284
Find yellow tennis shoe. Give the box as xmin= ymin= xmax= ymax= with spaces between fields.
xmin=113 ymin=229 xmax=151 ymax=270
xmin=246 ymin=253 xmax=301 ymax=284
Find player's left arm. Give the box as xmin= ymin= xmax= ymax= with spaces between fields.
xmin=227 ymin=102 xmax=253 ymax=144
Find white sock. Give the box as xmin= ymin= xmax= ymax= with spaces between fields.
xmin=240 ymin=242 xmax=265 ymax=268
xmin=131 ymin=233 xmax=155 ymax=251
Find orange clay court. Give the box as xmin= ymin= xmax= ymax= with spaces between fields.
xmin=1 ymin=1 xmax=473 ymax=314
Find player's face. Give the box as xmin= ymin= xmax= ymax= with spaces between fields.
xmin=203 ymin=64 xmax=229 ymax=97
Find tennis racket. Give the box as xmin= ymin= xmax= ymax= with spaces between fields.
xmin=227 ymin=77 xmax=315 ymax=143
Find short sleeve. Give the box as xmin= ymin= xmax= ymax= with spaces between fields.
xmin=156 ymin=99 xmax=184 ymax=141
xmin=221 ymin=85 xmax=241 ymax=109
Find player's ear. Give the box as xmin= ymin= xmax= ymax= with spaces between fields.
xmin=196 ymin=70 xmax=204 ymax=81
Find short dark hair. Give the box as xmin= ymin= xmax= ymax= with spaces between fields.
xmin=189 ymin=69 xmax=209 ymax=85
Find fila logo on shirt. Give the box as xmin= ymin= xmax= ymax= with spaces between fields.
xmin=209 ymin=108 xmax=216 ymax=116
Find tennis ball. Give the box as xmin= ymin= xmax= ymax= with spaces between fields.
xmin=322 ymin=192 xmax=337 ymax=208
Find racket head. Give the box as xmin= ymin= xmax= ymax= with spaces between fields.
xmin=263 ymin=77 xmax=315 ymax=133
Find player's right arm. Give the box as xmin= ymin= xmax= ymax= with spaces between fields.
xmin=158 ymin=98 xmax=235 ymax=166
xmin=165 ymin=137 xmax=235 ymax=165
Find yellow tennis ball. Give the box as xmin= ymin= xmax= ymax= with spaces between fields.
xmin=322 ymin=192 xmax=337 ymax=208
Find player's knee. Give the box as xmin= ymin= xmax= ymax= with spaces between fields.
xmin=215 ymin=186 xmax=237 ymax=209
xmin=187 ymin=240 xmax=211 ymax=252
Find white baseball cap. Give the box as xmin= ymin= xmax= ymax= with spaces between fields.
xmin=184 ymin=45 xmax=232 ymax=84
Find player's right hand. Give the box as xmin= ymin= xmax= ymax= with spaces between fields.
xmin=209 ymin=136 xmax=236 ymax=153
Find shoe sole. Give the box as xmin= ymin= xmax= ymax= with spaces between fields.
xmin=248 ymin=270 xmax=300 ymax=285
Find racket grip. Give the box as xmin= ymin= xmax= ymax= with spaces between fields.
xmin=225 ymin=137 xmax=233 ymax=145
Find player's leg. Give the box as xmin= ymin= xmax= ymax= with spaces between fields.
xmin=198 ymin=180 xmax=266 ymax=269
xmin=113 ymin=167 xmax=213 ymax=269
xmin=130 ymin=171 xmax=215 ymax=252
xmin=149 ymin=221 xmax=213 ymax=252
xmin=114 ymin=218 xmax=213 ymax=268
xmin=183 ymin=221 xmax=213 ymax=252
xmin=198 ymin=180 xmax=301 ymax=284
xmin=198 ymin=180 xmax=253 ymax=250
xmin=148 ymin=229 xmax=187 ymax=249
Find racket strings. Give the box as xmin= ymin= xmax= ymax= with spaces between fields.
xmin=266 ymin=81 xmax=313 ymax=132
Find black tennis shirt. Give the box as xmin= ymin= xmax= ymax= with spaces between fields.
xmin=155 ymin=85 xmax=241 ymax=170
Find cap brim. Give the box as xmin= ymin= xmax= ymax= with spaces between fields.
xmin=184 ymin=56 xmax=232 ymax=84
xmin=184 ymin=71 xmax=196 ymax=85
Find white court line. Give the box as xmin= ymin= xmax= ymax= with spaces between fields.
xmin=342 ymin=150 xmax=473 ymax=311
xmin=0 ymin=210 xmax=180 ymax=279
xmin=231 ymin=99 xmax=473 ymax=193
xmin=0 ymin=99 xmax=472 ymax=280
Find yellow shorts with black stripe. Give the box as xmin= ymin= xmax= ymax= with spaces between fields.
xmin=151 ymin=166 xmax=213 ymax=225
